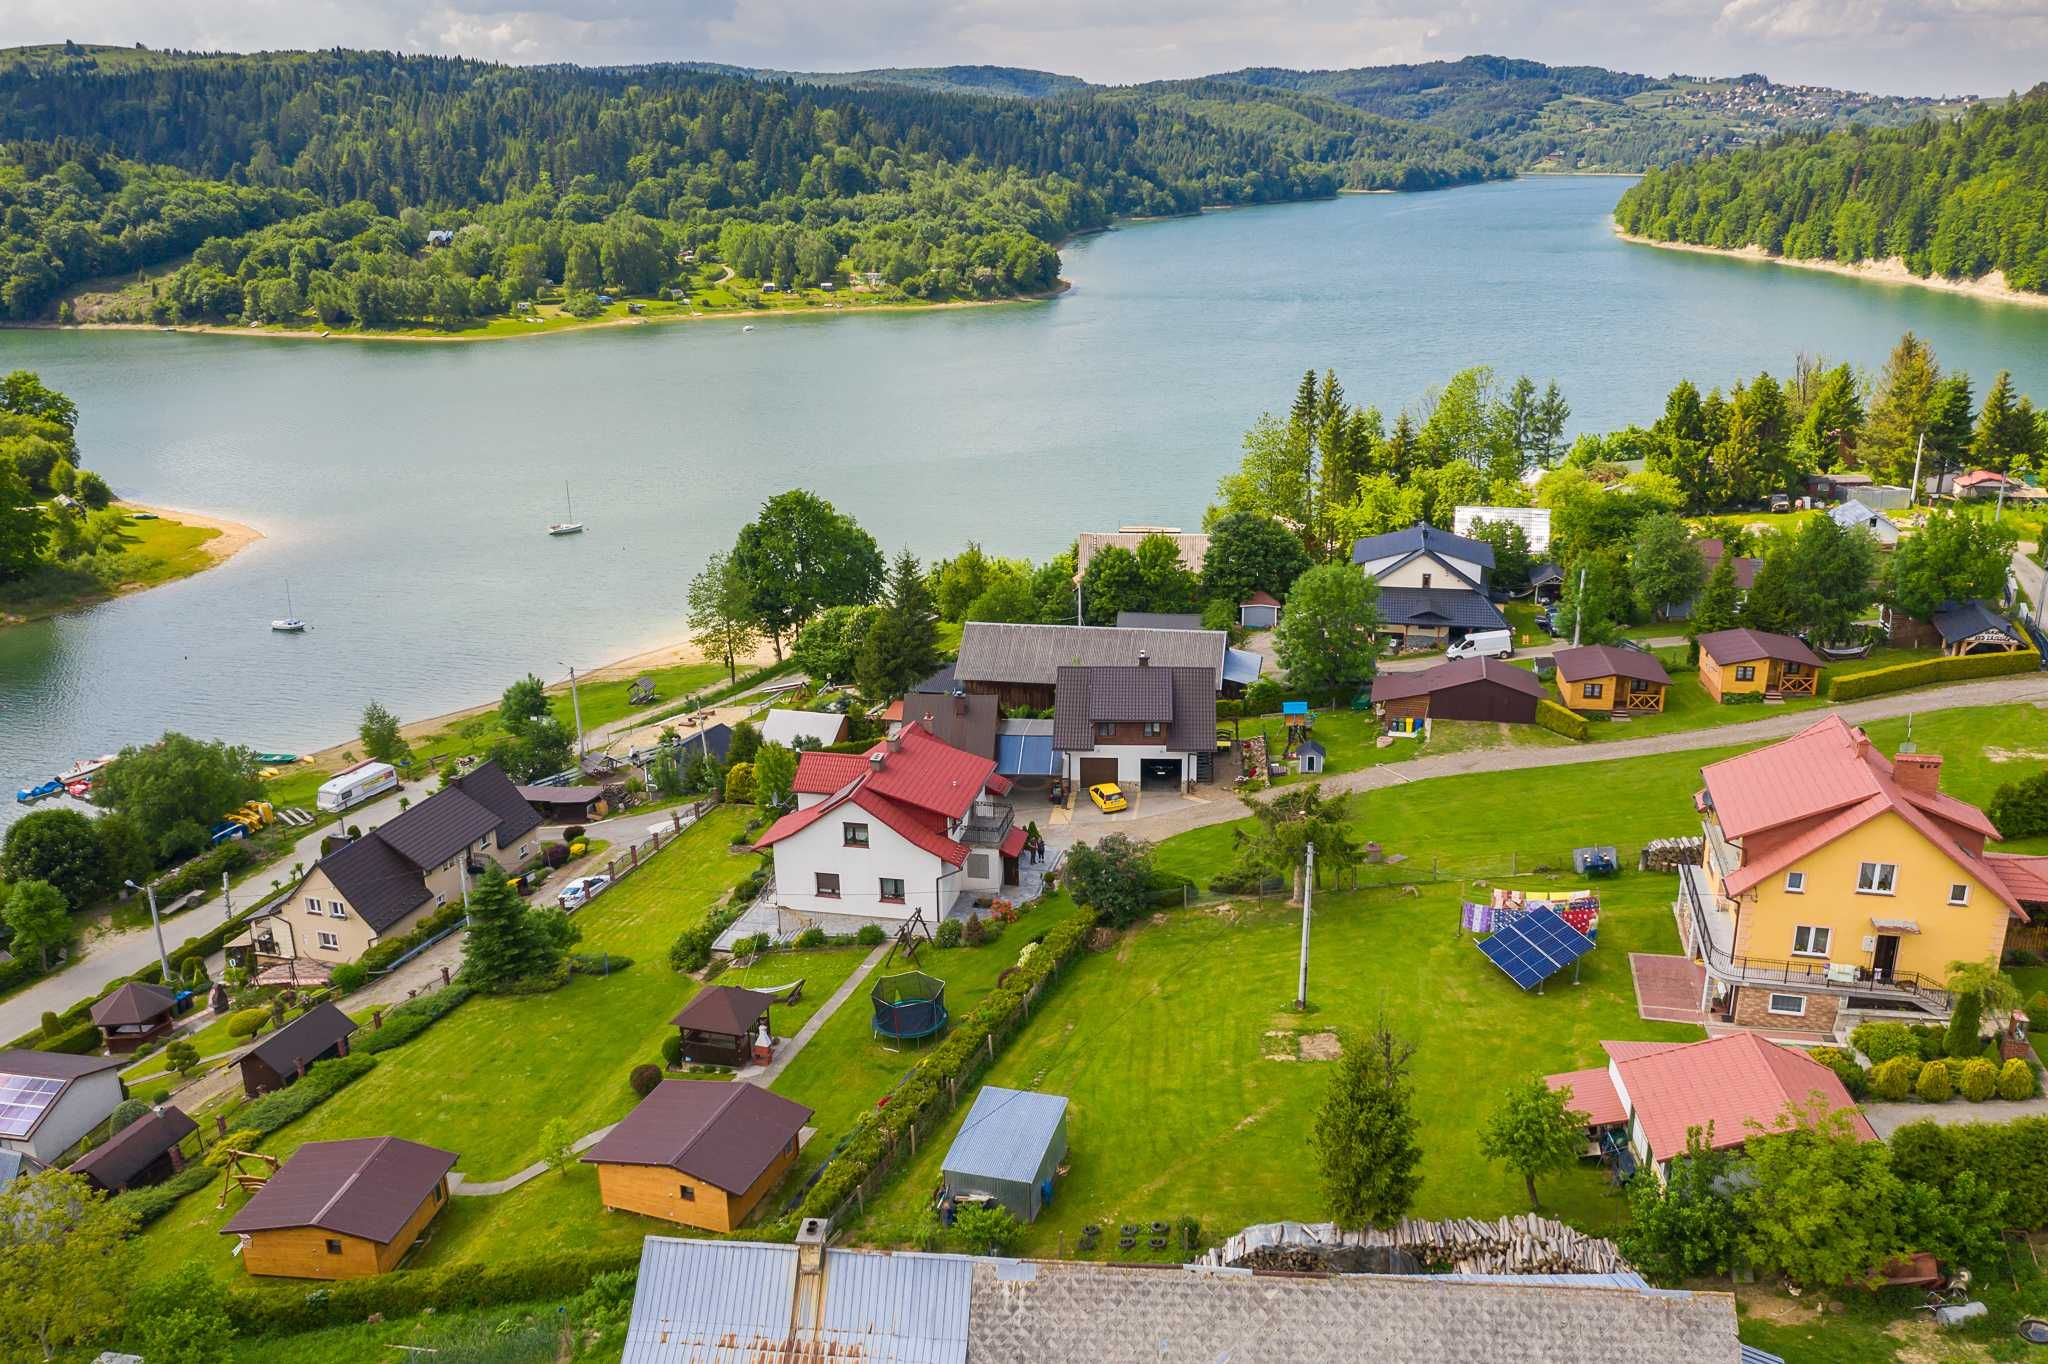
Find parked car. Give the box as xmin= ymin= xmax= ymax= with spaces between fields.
xmin=1769 ymin=492 xmax=1793 ymax=513
xmin=557 ymin=874 xmax=612 ymax=910
xmin=1087 ymin=782 xmax=1128 ymax=814
xmin=1445 ymin=628 xmax=1514 ymax=661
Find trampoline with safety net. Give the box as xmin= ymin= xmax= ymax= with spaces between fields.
xmin=871 ymin=971 xmax=949 ymax=1044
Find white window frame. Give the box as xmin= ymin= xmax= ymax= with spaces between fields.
xmin=1948 ymin=882 xmax=1970 ymax=906
xmin=1791 ymin=925 xmax=1830 ymax=957
xmin=1583 ymin=681 xmax=1604 ymax=700
xmin=1767 ymin=993 xmax=1808 ymax=1017
xmin=1857 ymin=861 xmax=1897 ymax=895
xmin=316 ymin=931 xmax=341 ymax=951
xmin=1783 ymin=871 xmax=1805 ymax=894
xmin=328 ymin=903 xmax=347 ymax=920
xmin=305 ymin=897 xmax=324 ymax=916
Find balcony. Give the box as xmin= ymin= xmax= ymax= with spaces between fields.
xmin=1677 ymin=864 xmax=1949 ymax=1009
xmin=956 ymin=800 xmax=1016 ymax=848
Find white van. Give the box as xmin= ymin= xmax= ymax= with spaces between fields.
xmin=1445 ymin=629 xmax=1514 ymax=661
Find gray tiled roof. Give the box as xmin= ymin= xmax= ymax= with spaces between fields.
xmin=1084 ymin=668 xmax=1174 ymax=722
xmin=1932 ymin=598 xmax=2021 ymax=645
xmin=1053 ymin=666 xmax=1215 ymax=754
xmin=1351 ymin=524 xmax=1496 ymax=569
xmin=957 ymin=623 xmax=1226 ymax=689
xmin=317 ymin=830 xmax=435 ymax=935
xmin=452 ymin=763 xmax=545 ymax=847
xmin=373 ymin=787 xmax=500 ymax=869
xmin=1375 ymin=587 xmax=1509 ymax=631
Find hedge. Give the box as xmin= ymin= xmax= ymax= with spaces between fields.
xmin=359 ymin=902 xmax=467 ymax=974
xmin=799 ymin=911 xmax=1094 ymax=1221
xmin=238 ymin=1052 xmax=378 ymax=1133
xmin=353 ymin=982 xmax=473 ymax=1055
xmin=34 ymin=1017 xmax=101 ymax=1054
xmin=150 ymin=838 xmax=255 ymax=905
xmin=1823 ymin=648 xmax=2039 ymax=702
xmin=225 ymin=1245 xmax=644 ymax=1335
xmin=109 ymin=1161 xmax=214 ymax=1229
xmin=1534 ymin=699 xmax=1588 ymax=741
xmin=1889 ymin=1114 xmax=2048 ymax=1229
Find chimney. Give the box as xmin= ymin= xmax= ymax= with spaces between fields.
xmin=793 ymin=1217 xmax=831 ymax=1334
xmin=1137 ymin=650 xmax=1150 ymax=667
xmin=868 ymin=750 xmax=886 ymax=772
xmin=885 ymin=731 xmax=902 ymax=753
xmin=1894 ymin=751 xmax=1943 ymax=797
xmin=953 ymin=689 xmax=967 ymax=717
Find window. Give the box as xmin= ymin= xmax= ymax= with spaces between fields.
xmin=843 ymin=823 xmax=869 ymax=848
xmin=316 ymin=931 xmax=340 ymax=951
xmin=678 ymin=1184 xmax=696 ymax=1201
xmin=1142 ymin=722 xmax=1163 ymax=738
xmin=1857 ymin=862 xmax=1897 ymax=895
xmin=1948 ymin=883 xmax=1970 ymax=906
xmin=1630 ymin=678 xmax=1654 ymax=693
xmin=433 ymin=1184 xmax=444 ymax=1203
xmin=1784 ymin=871 xmax=1805 ymax=894
xmin=1734 ymin=665 xmax=1757 ymax=682
xmin=1791 ymin=925 xmax=1830 ymax=957
xmin=1583 ymin=682 xmax=1604 ymax=700
xmin=1096 ymin=722 xmax=1117 ymax=739
xmin=434 ymin=892 xmax=446 ymax=907
xmin=305 ymin=898 xmax=323 ymax=916
xmin=328 ymin=902 xmax=347 ymax=920
xmin=879 ymin=878 xmax=906 ymax=903
xmin=1767 ymin=993 xmax=1808 ymax=1018
xmin=325 ymin=1239 xmax=343 ymax=1255
xmin=815 ymin=872 xmax=841 ymax=899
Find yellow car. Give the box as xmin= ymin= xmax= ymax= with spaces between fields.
xmin=1087 ymin=782 xmax=1128 ymax=814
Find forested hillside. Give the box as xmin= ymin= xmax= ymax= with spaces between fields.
xmin=1615 ymin=88 xmax=2048 ymax=293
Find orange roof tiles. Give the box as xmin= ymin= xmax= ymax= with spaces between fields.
xmin=1610 ymin=1033 xmax=1875 ymax=1165
xmin=1544 ymin=1068 xmax=1625 ymax=1128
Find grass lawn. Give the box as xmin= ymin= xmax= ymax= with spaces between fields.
xmin=1234 ymin=709 xmax=1570 ymax=786
xmin=0 ymin=508 xmax=223 ymax=621
xmin=718 ymin=946 xmax=873 ymax=1036
xmin=1567 ymin=648 xmax=1942 ymax=743
xmin=846 ymin=873 xmax=1701 ymax=1254
xmin=128 ymin=805 xmax=765 ymax=1286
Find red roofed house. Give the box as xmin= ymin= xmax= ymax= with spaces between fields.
xmin=1545 ymin=1034 xmax=1876 ymax=1182
xmin=1678 ymin=714 xmax=2025 ymax=1034
xmin=753 ymin=721 xmax=1022 ymax=932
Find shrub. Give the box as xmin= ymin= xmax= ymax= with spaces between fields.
xmin=329 ymin=962 xmax=368 ymax=993
xmin=661 ymin=1034 xmax=683 ymax=1069
xmin=2000 ymin=1058 xmax=2041 ymax=1101
xmin=1870 ymin=1055 xmax=1917 ymax=1101
xmin=1809 ymin=1047 xmax=1867 ymax=1098
xmin=109 ymin=1097 xmax=150 ymax=1134
xmin=857 ymin=923 xmax=886 ymax=947
xmin=1849 ymin=1021 xmax=1918 ymax=1066
xmin=223 ymin=1245 xmax=645 ymax=1335
xmin=38 ymin=1011 xmax=59 ymax=1038
xmin=241 ymin=1053 xmax=377 ymax=1133
xmin=109 ymin=1161 xmax=214 ymax=1229
xmin=1064 ymin=834 xmax=1157 ymax=928
xmin=568 ymin=951 xmax=630 ymax=976
xmin=629 ymin=1063 xmax=662 ymax=1098
xmin=223 ymin=1006 xmax=271 ymax=1040
xmin=724 ymin=762 xmax=756 ymax=803
xmin=1946 ymin=990 xmax=1983 ymax=1058
xmin=795 ymin=926 xmax=827 ymax=948
xmin=1990 ymin=770 xmax=2048 ymax=839
xmin=1534 ymin=699 xmax=1589 ymax=741
xmin=1241 ymin=677 xmax=1284 ymax=715
xmin=1960 ymin=1058 xmax=1999 ymax=1102
xmin=962 ymin=914 xmax=985 ymax=946
xmin=1915 ymin=1059 xmax=1953 ymax=1102
xmin=935 ymin=919 xmax=962 ymax=948
xmin=1825 ymin=648 xmax=2039 ymax=701
xmin=355 ymin=982 xmax=472 ymax=1055
xmin=953 ymin=1202 xmax=1024 ymax=1255
xmin=206 ymin=1130 xmax=262 ymax=1166
xmin=164 ymin=1039 xmax=200 ymax=1075
xmin=35 ymin=1017 xmax=101 ymax=1053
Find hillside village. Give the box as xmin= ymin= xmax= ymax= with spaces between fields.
xmin=5 ymin=353 xmax=2048 ymax=1362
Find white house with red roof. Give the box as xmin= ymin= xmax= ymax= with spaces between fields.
xmin=1679 ymin=714 xmax=2026 ymax=1035
xmin=1545 ymin=1033 xmax=1876 ymax=1182
xmin=752 ymin=721 xmax=1024 ymax=933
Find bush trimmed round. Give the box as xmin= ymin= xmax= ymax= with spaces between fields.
xmin=1870 ymin=1056 xmax=1917 ymax=1102
xmin=1915 ymin=1059 xmax=1953 ymax=1103
xmin=629 ymin=1063 xmax=662 ymax=1098
xmin=1959 ymin=1058 xmax=1999 ymax=1101
xmin=1998 ymin=1057 xmax=2041 ymax=1101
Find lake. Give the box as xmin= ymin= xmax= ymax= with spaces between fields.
xmin=4 ymin=175 xmax=2047 ymax=822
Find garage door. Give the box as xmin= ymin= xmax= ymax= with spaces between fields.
xmin=1139 ymin=758 xmax=1182 ymax=790
xmin=1077 ymin=757 xmax=1118 ymax=787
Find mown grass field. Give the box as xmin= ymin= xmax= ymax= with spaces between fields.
xmin=0 ymin=508 xmax=223 ymax=621
xmin=1566 ymin=647 xmax=1942 ymax=742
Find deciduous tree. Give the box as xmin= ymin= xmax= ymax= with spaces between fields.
xmin=358 ymin=699 xmax=411 ymax=765
xmin=126 ymin=1262 xmax=235 ymax=1364
xmin=1313 ymin=1013 xmax=1422 ymax=1229
xmin=729 ymin=491 xmax=884 ymax=658
xmin=1618 ymin=1127 xmax=1741 ymax=1281
xmin=0 ymin=1170 xmax=136 ymax=1360
xmin=1478 ymin=1076 xmax=1588 ymax=1210
xmin=1629 ymin=514 xmax=1706 ymax=620
xmin=2 ymin=881 xmax=70 ymax=971
xmin=1736 ymin=1098 xmax=1916 ymax=1288
xmin=1062 ymin=834 xmax=1155 ymax=929
xmin=752 ymin=742 xmax=797 ymax=811
xmin=688 ymin=551 xmax=761 ymax=684
xmin=1 ymin=809 xmax=109 ymax=909
xmin=1273 ymin=563 xmax=1381 ymax=704
xmin=1884 ymin=507 xmax=2017 ymax=621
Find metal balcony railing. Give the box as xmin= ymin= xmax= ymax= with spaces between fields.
xmin=1679 ymin=866 xmax=1947 ymax=1005
xmin=956 ymin=802 xmax=1016 ymax=848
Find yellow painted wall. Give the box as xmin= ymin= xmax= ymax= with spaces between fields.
xmin=1559 ymin=674 xmax=1666 ymax=713
xmin=240 ymin=1180 xmax=446 ymax=1279
xmin=1701 ymin=657 xmax=1767 ymax=700
xmin=1732 ymin=809 xmax=2010 ymax=977
xmin=593 ymin=1139 xmax=798 ymax=1232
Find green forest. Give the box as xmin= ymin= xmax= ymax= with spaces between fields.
xmin=1615 ymin=86 xmax=2048 ymax=292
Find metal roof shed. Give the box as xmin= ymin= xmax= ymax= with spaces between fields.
xmin=941 ymin=1086 xmax=1069 ymax=1223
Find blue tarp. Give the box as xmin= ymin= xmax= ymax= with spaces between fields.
xmin=1281 ymin=700 xmax=1310 ymax=716
xmin=996 ymin=734 xmax=1058 ymax=776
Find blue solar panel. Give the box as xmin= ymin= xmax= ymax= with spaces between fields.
xmin=1475 ymin=908 xmax=1594 ymax=990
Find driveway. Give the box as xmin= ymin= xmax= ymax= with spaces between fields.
xmin=1862 ymin=1094 xmax=2048 ymax=1139
xmin=1042 ymin=783 xmax=1227 ymax=851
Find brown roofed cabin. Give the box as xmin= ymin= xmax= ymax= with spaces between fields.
xmin=70 ymin=1105 xmax=196 ymax=1193
xmin=220 ymin=1137 xmax=456 ymax=1279
xmin=89 ymin=982 xmax=182 ymax=1054
xmin=1370 ymin=658 xmax=1545 ymax=725
xmin=582 ymin=1080 xmax=811 ymax=1232
xmin=1695 ymin=628 xmax=1824 ymax=703
xmin=1553 ymin=645 xmax=1672 ymax=715
xmin=239 ymin=1002 xmax=356 ymax=1098
xmin=672 ymin=986 xmax=774 ymax=1068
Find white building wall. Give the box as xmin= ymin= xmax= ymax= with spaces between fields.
xmin=1364 ymin=551 xmax=1487 ymax=590
xmin=769 ymin=812 xmax=953 ymax=927
xmin=1061 ymin=746 xmax=1194 ymax=785
xmin=4 ymin=1070 xmax=124 ymax=1164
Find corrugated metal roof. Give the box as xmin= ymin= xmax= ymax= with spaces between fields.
xmin=1223 ymin=647 xmax=1263 ymax=685
xmin=956 ymin=623 xmax=1226 ymax=689
xmin=813 ymin=1248 xmax=973 ymax=1363
xmin=942 ymin=1087 xmax=1068 ymax=1185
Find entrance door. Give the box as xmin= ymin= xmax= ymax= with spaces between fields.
xmin=1871 ymin=934 xmax=1900 ymax=982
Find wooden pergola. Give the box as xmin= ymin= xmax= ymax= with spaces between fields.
xmin=670 ymin=986 xmax=774 ymax=1068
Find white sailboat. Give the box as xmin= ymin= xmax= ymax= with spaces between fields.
xmin=548 ymin=482 xmax=585 ymax=537
xmin=271 ymin=581 xmax=307 ymax=633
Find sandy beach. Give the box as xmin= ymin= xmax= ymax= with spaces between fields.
xmin=121 ymin=501 xmax=265 ymax=562
xmin=1612 ymin=227 xmax=2048 ymax=310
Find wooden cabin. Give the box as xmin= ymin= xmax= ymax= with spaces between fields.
xmin=70 ymin=1106 xmax=195 ymax=1193
xmin=1552 ymin=645 xmax=1671 ymax=715
xmin=582 ymin=1080 xmax=810 ymax=1232
xmin=1695 ymin=629 xmax=1824 ymax=703
xmin=239 ymin=1002 xmax=356 ymax=1099
xmin=220 ymin=1137 xmax=455 ymax=1280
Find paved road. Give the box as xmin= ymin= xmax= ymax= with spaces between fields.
xmin=1091 ymin=672 xmax=2048 ymax=848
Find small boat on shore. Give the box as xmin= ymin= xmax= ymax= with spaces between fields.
xmin=15 ymin=779 xmax=61 ymax=805
xmin=56 ymin=754 xmax=117 ymax=785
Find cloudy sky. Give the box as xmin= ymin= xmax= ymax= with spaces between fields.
xmin=10 ymin=0 xmax=2044 ymax=96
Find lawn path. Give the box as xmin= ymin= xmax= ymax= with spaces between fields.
xmin=1089 ymin=674 xmax=2048 ymax=848
xmin=741 ymin=943 xmax=890 ymax=1086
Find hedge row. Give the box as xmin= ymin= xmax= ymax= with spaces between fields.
xmin=35 ymin=1018 xmax=101 ymax=1054
xmin=1534 ymin=699 xmax=1589 ymax=741
xmin=1890 ymin=1114 xmax=2048 ymax=1230
xmin=1823 ymin=648 xmax=2039 ymax=702
xmin=225 ymin=1245 xmax=644 ymax=1334
xmin=353 ymin=982 xmax=474 ymax=1055
xmin=238 ymin=1052 xmax=378 ymax=1133
xmin=109 ymin=1161 xmax=214 ymax=1229
xmin=359 ymin=901 xmax=467 ymax=974
xmin=799 ymin=911 xmax=1095 ymax=1221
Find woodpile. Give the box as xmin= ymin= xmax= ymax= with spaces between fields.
xmin=1638 ymin=837 xmax=1704 ymax=873
xmin=1206 ymin=1215 xmax=1634 ymax=1277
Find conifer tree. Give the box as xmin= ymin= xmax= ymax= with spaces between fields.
xmin=1313 ymin=1014 xmax=1422 ymax=1229
xmin=855 ymin=551 xmax=943 ymax=702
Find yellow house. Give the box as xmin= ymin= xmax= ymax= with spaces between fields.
xmin=1677 ymin=715 xmax=2025 ymax=1035
xmin=1552 ymin=644 xmax=1671 ymax=715
xmin=1695 ymin=628 xmax=1825 ymax=703
xmin=582 ymin=1080 xmax=811 ymax=1234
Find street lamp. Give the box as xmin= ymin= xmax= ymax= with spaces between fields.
xmin=124 ymin=879 xmax=173 ymax=983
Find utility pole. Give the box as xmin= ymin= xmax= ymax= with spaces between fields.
xmin=562 ymin=662 xmax=586 ymax=758
xmin=1296 ymin=842 xmax=1315 ymax=1011
xmin=125 ymin=879 xmax=172 ymax=982
xmin=222 ymin=870 xmax=234 ymax=926
xmin=1571 ymin=566 xmax=1586 ymax=647
xmin=1910 ymin=432 xmax=1926 ymax=508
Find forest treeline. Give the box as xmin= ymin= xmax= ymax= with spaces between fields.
xmin=1615 ymin=86 xmax=2048 ymax=292
xmin=0 ymin=46 xmax=1503 ymax=326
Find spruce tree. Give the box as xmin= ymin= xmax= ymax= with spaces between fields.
xmin=1313 ymin=1014 xmax=1422 ymax=1229
xmin=1974 ymin=371 xmax=2039 ymax=473
xmin=1945 ymin=990 xmax=1983 ymax=1058
xmin=854 ymin=551 xmax=943 ymax=702
xmin=461 ymin=865 xmax=560 ymax=990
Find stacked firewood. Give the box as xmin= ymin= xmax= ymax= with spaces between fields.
xmin=1638 ymin=837 xmax=1704 ymax=872
xmin=1208 ymin=1215 xmax=1633 ymax=1276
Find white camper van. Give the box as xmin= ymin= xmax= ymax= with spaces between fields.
xmin=316 ymin=761 xmax=399 ymax=813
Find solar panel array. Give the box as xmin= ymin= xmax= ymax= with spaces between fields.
xmin=1475 ymin=907 xmax=1595 ymax=991
xmin=0 ymin=1074 xmax=66 ymax=1138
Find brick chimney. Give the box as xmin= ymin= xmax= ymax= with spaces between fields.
xmin=1894 ymin=751 xmax=1944 ymax=797
xmin=1137 ymin=650 xmax=1150 ymax=667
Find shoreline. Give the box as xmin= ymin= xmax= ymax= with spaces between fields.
xmin=120 ymin=501 xmax=265 ymax=564
xmin=1611 ymin=225 xmax=2048 ymax=311
xmin=12 ymin=279 xmax=1074 ymax=347
xmin=0 ymin=502 xmax=263 ymax=627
